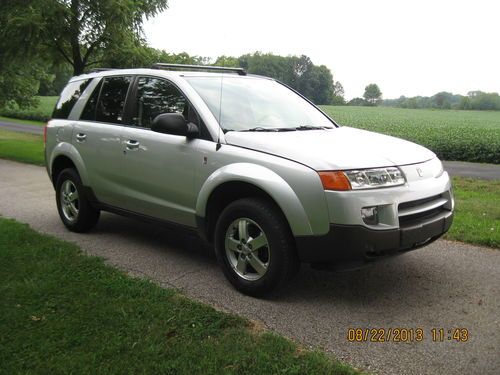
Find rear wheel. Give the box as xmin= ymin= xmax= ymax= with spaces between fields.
xmin=214 ymin=198 xmax=299 ymax=297
xmin=55 ymin=168 xmax=100 ymax=232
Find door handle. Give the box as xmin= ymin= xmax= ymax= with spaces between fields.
xmin=75 ymin=133 xmax=87 ymax=142
xmin=126 ymin=140 xmax=140 ymax=150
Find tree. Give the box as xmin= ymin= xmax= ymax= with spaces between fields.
xmin=348 ymin=97 xmax=368 ymax=106
xmin=331 ymin=81 xmax=346 ymax=105
xmin=235 ymin=53 xmax=339 ymax=105
xmin=2 ymin=0 xmax=169 ymax=76
xmin=363 ymin=84 xmax=382 ymax=105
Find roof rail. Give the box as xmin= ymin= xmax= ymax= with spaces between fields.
xmin=151 ymin=63 xmax=247 ymax=76
xmin=88 ymin=68 xmax=115 ymax=73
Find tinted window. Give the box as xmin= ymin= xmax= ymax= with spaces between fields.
xmin=52 ymin=79 xmax=91 ymax=119
xmin=80 ymin=79 xmax=103 ymax=121
xmin=95 ymin=76 xmax=132 ymax=124
xmin=134 ymin=77 xmax=188 ymax=128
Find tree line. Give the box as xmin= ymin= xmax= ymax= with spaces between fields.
xmin=382 ymin=91 xmax=500 ymax=111
xmin=39 ymin=51 xmax=347 ymax=106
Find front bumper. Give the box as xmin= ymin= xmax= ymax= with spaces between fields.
xmin=295 ymin=210 xmax=453 ymax=266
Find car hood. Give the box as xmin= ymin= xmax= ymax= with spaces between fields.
xmin=224 ymin=126 xmax=435 ymax=170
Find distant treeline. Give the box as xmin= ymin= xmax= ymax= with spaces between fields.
xmin=382 ymin=91 xmax=500 ymax=111
xmin=38 ymin=51 xmax=345 ymax=106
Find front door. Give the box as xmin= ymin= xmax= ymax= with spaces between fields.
xmin=117 ymin=76 xmax=202 ymax=227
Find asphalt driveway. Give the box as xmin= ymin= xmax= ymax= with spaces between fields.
xmin=0 ymin=159 xmax=499 ymax=374
xmin=0 ymin=120 xmax=43 ymax=135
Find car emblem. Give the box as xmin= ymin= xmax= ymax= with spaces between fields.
xmin=416 ymin=168 xmax=424 ymax=177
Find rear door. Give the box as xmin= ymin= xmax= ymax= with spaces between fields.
xmin=118 ymin=76 xmax=204 ymax=226
xmin=73 ymin=75 xmax=133 ymax=207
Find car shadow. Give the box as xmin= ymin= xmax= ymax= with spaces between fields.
xmin=90 ymin=212 xmax=456 ymax=310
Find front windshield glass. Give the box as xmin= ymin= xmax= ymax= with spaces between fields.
xmin=185 ymin=76 xmax=335 ymax=131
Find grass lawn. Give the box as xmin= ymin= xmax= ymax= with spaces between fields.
xmin=0 ymin=217 xmax=358 ymax=375
xmin=445 ymin=178 xmax=499 ymax=248
xmin=0 ymin=129 xmax=44 ymax=165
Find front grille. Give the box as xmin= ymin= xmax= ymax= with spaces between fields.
xmin=398 ymin=193 xmax=450 ymax=228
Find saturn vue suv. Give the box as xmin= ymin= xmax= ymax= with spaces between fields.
xmin=45 ymin=64 xmax=454 ymax=296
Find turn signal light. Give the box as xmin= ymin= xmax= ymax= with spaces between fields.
xmin=318 ymin=171 xmax=352 ymax=191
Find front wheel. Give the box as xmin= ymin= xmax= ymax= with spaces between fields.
xmin=55 ymin=168 xmax=100 ymax=232
xmin=214 ymin=198 xmax=299 ymax=297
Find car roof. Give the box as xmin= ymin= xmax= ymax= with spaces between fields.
xmin=70 ymin=68 xmax=273 ymax=82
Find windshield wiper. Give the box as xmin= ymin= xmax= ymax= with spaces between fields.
xmin=241 ymin=127 xmax=277 ymax=132
xmin=241 ymin=127 xmax=296 ymax=132
xmin=294 ymin=125 xmax=330 ymax=130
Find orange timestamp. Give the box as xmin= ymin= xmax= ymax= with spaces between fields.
xmin=347 ymin=328 xmax=469 ymax=343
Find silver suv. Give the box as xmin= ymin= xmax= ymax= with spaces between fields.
xmin=45 ymin=64 xmax=454 ymax=296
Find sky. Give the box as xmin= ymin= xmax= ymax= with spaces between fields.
xmin=144 ymin=0 xmax=500 ymax=99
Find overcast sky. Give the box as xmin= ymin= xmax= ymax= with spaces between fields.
xmin=144 ymin=0 xmax=500 ymax=99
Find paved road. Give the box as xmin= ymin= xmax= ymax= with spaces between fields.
xmin=0 ymin=160 xmax=498 ymax=374
xmin=443 ymin=161 xmax=500 ymax=180
xmin=0 ymin=120 xmax=44 ymax=135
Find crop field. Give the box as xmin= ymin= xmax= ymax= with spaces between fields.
xmin=320 ymin=106 xmax=500 ymax=164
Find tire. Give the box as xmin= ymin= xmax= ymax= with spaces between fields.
xmin=55 ymin=168 xmax=100 ymax=232
xmin=214 ymin=198 xmax=300 ymax=297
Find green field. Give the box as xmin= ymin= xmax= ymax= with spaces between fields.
xmin=321 ymin=106 xmax=500 ymax=164
xmin=0 ymin=217 xmax=358 ymax=375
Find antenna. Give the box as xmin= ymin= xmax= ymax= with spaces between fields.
xmin=216 ymin=58 xmax=224 ymax=151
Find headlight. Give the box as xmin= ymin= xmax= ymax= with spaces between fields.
xmin=319 ymin=167 xmax=406 ymax=191
xmin=427 ymin=158 xmax=444 ymax=178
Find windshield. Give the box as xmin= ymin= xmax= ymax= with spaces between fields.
xmin=185 ymin=76 xmax=335 ymax=131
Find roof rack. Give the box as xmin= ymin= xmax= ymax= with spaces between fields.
xmin=88 ymin=68 xmax=115 ymax=73
xmin=151 ymin=63 xmax=247 ymax=76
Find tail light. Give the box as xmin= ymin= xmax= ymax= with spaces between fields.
xmin=43 ymin=124 xmax=48 ymax=145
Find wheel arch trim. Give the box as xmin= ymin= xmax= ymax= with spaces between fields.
xmin=196 ymin=163 xmax=313 ymax=236
xmin=48 ymin=143 xmax=89 ymax=185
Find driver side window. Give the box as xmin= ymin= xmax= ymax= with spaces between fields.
xmin=133 ymin=77 xmax=188 ymax=128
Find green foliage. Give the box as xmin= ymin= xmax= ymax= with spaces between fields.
xmin=38 ymin=64 xmax=73 ymax=96
xmin=0 ymin=218 xmax=359 ymax=375
xmin=236 ymin=53 xmax=341 ymax=105
xmin=384 ymin=90 xmax=500 ymax=111
xmin=363 ymin=83 xmax=382 ymax=105
xmin=1 ymin=0 xmax=169 ymax=76
xmin=347 ymin=97 xmax=368 ymax=106
xmin=321 ymin=106 xmax=500 ymax=164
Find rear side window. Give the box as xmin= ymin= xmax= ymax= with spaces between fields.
xmin=134 ymin=77 xmax=187 ymax=128
xmin=95 ymin=76 xmax=132 ymax=124
xmin=80 ymin=79 xmax=103 ymax=121
xmin=52 ymin=79 xmax=91 ymax=119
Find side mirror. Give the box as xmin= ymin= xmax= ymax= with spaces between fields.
xmin=151 ymin=113 xmax=199 ymax=138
